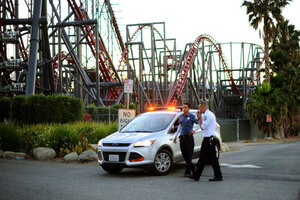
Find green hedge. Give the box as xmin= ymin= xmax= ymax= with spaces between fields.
xmin=11 ymin=96 xmax=26 ymax=123
xmin=8 ymin=94 xmax=83 ymax=124
xmin=0 ymin=97 xmax=11 ymax=121
xmin=2 ymin=94 xmax=136 ymax=124
xmin=0 ymin=121 xmax=118 ymax=154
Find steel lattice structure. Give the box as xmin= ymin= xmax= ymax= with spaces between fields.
xmin=0 ymin=0 xmax=264 ymax=118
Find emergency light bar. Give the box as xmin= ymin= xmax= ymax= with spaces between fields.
xmin=147 ymin=106 xmax=183 ymax=111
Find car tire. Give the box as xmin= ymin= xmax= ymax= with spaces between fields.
xmin=152 ymin=149 xmax=173 ymax=175
xmin=102 ymin=165 xmax=124 ymax=174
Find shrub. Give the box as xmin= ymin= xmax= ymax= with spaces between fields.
xmin=51 ymin=95 xmax=83 ymax=123
xmin=129 ymin=103 xmax=138 ymax=114
xmin=111 ymin=104 xmax=125 ymax=110
xmin=45 ymin=124 xmax=79 ymax=154
xmin=70 ymin=97 xmax=84 ymax=121
xmin=10 ymin=94 xmax=84 ymax=124
xmin=0 ymin=97 xmax=11 ymax=121
xmin=11 ymin=96 xmax=26 ymax=123
xmin=26 ymin=94 xmax=50 ymax=123
xmin=19 ymin=124 xmax=48 ymax=154
xmin=0 ymin=121 xmax=118 ymax=155
xmin=52 ymin=95 xmax=72 ymax=123
xmin=0 ymin=123 xmax=21 ymax=151
xmin=75 ymin=121 xmax=117 ymax=144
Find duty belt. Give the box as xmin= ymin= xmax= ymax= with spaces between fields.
xmin=179 ymin=135 xmax=193 ymax=139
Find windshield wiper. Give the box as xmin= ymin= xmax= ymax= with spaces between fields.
xmin=135 ymin=131 xmax=153 ymax=133
xmin=121 ymin=130 xmax=153 ymax=133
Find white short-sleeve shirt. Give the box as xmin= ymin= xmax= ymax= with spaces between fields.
xmin=201 ymin=109 xmax=216 ymax=137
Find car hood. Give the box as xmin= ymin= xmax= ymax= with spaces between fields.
xmin=102 ymin=131 xmax=161 ymax=144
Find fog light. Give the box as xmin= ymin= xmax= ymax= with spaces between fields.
xmin=129 ymin=157 xmax=144 ymax=162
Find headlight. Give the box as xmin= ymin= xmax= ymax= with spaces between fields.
xmin=134 ymin=139 xmax=156 ymax=147
xmin=98 ymin=139 xmax=103 ymax=147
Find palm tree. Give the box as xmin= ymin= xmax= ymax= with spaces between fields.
xmin=241 ymin=0 xmax=291 ymax=83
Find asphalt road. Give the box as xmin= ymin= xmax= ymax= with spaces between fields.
xmin=0 ymin=140 xmax=300 ymax=200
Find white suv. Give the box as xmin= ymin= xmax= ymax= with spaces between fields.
xmin=98 ymin=108 xmax=221 ymax=175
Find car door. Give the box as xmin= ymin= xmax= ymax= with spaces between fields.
xmin=167 ymin=118 xmax=181 ymax=160
xmin=191 ymin=112 xmax=202 ymax=155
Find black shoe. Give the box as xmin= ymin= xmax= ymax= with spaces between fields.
xmin=183 ymin=173 xmax=192 ymax=178
xmin=208 ymin=177 xmax=223 ymax=181
xmin=187 ymin=175 xmax=199 ymax=181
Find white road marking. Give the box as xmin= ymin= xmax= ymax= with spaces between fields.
xmin=220 ymin=163 xmax=262 ymax=169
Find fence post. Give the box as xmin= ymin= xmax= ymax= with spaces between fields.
xmin=108 ymin=107 xmax=111 ymax=122
xmin=236 ymin=118 xmax=240 ymax=141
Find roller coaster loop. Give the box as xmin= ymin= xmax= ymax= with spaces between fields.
xmin=166 ymin=34 xmax=244 ymax=106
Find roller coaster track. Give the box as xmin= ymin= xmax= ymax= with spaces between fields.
xmin=67 ymin=0 xmax=122 ymax=103
xmin=104 ymin=0 xmax=125 ymax=52
xmin=117 ymin=24 xmax=173 ymax=77
xmin=166 ymin=34 xmax=243 ymax=106
xmin=116 ymin=24 xmax=174 ymax=106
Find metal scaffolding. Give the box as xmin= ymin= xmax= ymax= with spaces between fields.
xmin=0 ymin=0 xmax=264 ymax=118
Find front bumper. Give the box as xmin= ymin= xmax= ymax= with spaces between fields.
xmin=98 ymin=145 xmax=156 ymax=167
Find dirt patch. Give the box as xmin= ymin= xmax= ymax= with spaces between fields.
xmin=244 ymin=135 xmax=300 ymax=144
xmin=227 ymin=146 xmax=240 ymax=152
xmin=224 ymin=136 xmax=300 ymax=153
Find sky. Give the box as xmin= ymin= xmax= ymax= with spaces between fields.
xmin=117 ymin=0 xmax=300 ymax=51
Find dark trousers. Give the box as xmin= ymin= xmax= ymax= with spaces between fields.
xmin=179 ymin=136 xmax=195 ymax=175
xmin=194 ymin=137 xmax=222 ymax=179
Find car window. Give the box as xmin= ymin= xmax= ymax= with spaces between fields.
xmin=120 ymin=112 xmax=176 ymax=133
xmin=168 ymin=118 xmax=180 ymax=134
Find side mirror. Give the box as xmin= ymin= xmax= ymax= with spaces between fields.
xmin=169 ymin=126 xmax=178 ymax=134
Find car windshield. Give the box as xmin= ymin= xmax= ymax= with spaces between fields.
xmin=120 ymin=112 xmax=176 ymax=133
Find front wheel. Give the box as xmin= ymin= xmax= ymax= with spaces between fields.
xmin=102 ymin=165 xmax=124 ymax=174
xmin=152 ymin=149 xmax=173 ymax=175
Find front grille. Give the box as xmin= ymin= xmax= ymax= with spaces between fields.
xmin=103 ymin=152 xmax=127 ymax=162
xmin=103 ymin=143 xmax=131 ymax=147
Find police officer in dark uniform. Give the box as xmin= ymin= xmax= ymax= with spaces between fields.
xmin=189 ymin=101 xmax=223 ymax=181
xmin=174 ymin=103 xmax=199 ymax=177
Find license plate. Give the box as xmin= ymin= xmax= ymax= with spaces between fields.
xmin=109 ymin=154 xmax=119 ymax=162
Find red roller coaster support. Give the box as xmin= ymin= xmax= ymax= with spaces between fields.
xmin=67 ymin=0 xmax=122 ymax=103
xmin=166 ymin=34 xmax=242 ymax=106
xmin=52 ymin=51 xmax=75 ymax=91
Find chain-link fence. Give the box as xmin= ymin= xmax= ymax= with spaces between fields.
xmin=84 ymin=106 xmax=119 ymax=123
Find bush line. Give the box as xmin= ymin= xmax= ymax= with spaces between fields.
xmin=0 ymin=121 xmax=118 ymax=156
xmin=0 ymin=94 xmax=84 ymax=124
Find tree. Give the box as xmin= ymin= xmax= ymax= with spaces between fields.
xmin=242 ymin=0 xmax=291 ymax=83
xmin=270 ymin=20 xmax=300 ymax=135
xmin=246 ymin=82 xmax=287 ymax=137
xmin=246 ymin=19 xmax=300 ymax=138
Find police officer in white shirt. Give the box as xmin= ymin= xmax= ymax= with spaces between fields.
xmin=189 ymin=101 xmax=223 ymax=181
